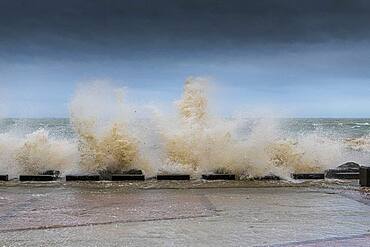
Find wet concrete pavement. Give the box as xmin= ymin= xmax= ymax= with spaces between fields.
xmin=0 ymin=181 xmax=369 ymax=246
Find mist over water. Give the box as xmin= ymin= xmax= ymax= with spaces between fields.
xmin=0 ymin=78 xmax=369 ymax=178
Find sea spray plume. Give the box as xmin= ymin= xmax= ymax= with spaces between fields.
xmin=164 ymin=77 xmax=210 ymax=171
xmin=70 ymin=81 xmax=148 ymax=174
xmin=15 ymin=129 xmax=78 ymax=175
xmin=164 ymin=77 xmax=209 ymax=170
xmin=162 ymin=78 xmax=274 ymax=175
xmin=240 ymin=117 xmax=346 ymax=178
xmin=237 ymin=117 xmax=284 ymax=177
xmin=249 ymin=119 xmax=316 ymax=176
xmin=161 ymin=77 xmax=243 ymax=174
xmin=177 ymin=77 xmax=209 ymax=124
xmin=0 ymin=129 xmax=78 ymax=176
xmin=344 ymin=135 xmax=370 ymax=152
xmin=290 ymin=133 xmax=345 ymax=172
xmin=160 ymin=77 xmax=345 ymax=177
xmin=0 ymin=133 xmax=22 ymax=176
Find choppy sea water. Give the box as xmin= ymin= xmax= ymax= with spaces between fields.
xmin=1 ymin=117 xmax=370 ymax=140
xmin=0 ymin=78 xmax=369 ymax=178
xmin=0 ymin=117 xmax=370 ymax=177
xmin=0 ymin=118 xmax=74 ymax=139
xmin=281 ymin=118 xmax=370 ymax=139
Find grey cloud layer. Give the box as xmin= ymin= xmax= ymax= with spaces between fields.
xmin=1 ymin=0 xmax=370 ymax=59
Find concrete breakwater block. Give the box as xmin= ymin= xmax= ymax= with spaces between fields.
xmin=41 ymin=170 xmax=61 ymax=176
xmin=325 ymin=162 xmax=360 ymax=179
xmin=98 ymin=169 xmax=144 ymax=180
xmin=111 ymin=174 xmax=145 ymax=181
xmin=330 ymin=172 xmax=359 ymax=179
xmin=0 ymin=175 xmax=8 ymax=181
xmin=292 ymin=173 xmax=325 ymax=179
xmin=156 ymin=174 xmax=190 ymax=180
xmin=19 ymin=175 xmax=58 ymax=181
xmin=202 ymin=174 xmax=236 ymax=180
xmin=252 ymin=175 xmax=281 ymax=180
xmin=359 ymin=166 xmax=370 ymax=187
xmin=325 ymin=169 xmax=359 ymax=179
xmin=337 ymin=162 xmax=360 ymax=170
xmin=65 ymin=175 xmax=100 ymax=181
xmin=123 ymin=169 xmax=143 ymax=175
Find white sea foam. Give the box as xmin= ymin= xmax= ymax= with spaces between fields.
xmin=154 ymin=77 xmax=347 ymax=177
xmin=0 ymin=78 xmax=365 ymax=177
xmin=69 ymin=81 xmax=153 ymax=175
xmin=0 ymin=129 xmax=78 ymax=177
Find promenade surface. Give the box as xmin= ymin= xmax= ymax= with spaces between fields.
xmin=0 ymin=180 xmax=369 ymax=246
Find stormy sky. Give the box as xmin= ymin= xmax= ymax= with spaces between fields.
xmin=1 ymin=0 xmax=370 ymax=117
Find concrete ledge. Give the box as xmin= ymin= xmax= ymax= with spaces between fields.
xmin=325 ymin=169 xmax=359 ymax=179
xmin=0 ymin=175 xmax=8 ymax=181
xmin=338 ymin=162 xmax=360 ymax=170
xmin=292 ymin=173 xmax=325 ymax=179
xmin=99 ymin=170 xmax=144 ymax=180
xmin=202 ymin=174 xmax=236 ymax=180
xmin=19 ymin=175 xmax=57 ymax=181
xmin=123 ymin=169 xmax=143 ymax=175
xmin=156 ymin=174 xmax=190 ymax=180
xmin=41 ymin=170 xmax=60 ymax=176
xmin=252 ymin=175 xmax=281 ymax=180
xmin=360 ymin=166 xmax=370 ymax=187
xmin=333 ymin=172 xmax=359 ymax=179
xmin=65 ymin=175 xmax=100 ymax=181
xmin=111 ymin=174 xmax=145 ymax=181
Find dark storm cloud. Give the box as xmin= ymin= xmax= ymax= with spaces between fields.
xmin=1 ymin=0 xmax=370 ymax=59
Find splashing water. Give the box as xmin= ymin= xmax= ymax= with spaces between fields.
xmin=70 ymin=81 xmax=149 ymax=174
xmin=344 ymin=135 xmax=370 ymax=151
xmin=0 ymin=77 xmax=365 ymax=178
xmin=158 ymin=77 xmax=346 ymax=177
xmin=0 ymin=129 xmax=77 ymax=176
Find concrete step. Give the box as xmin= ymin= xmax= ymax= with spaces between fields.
xmin=111 ymin=174 xmax=145 ymax=181
xmin=202 ymin=174 xmax=236 ymax=180
xmin=156 ymin=174 xmax=190 ymax=180
xmin=65 ymin=175 xmax=100 ymax=181
xmin=252 ymin=175 xmax=281 ymax=180
xmin=292 ymin=173 xmax=325 ymax=179
xmin=19 ymin=175 xmax=58 ymax=181
xmin=325 ymin=169 xmax=359 ymax=179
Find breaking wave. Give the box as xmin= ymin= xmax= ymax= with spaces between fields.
xmin=0 ymin=129 xmax=78 ymax=176
xmin=156 ymin=77 xmax=347 ymax=178
xmin=0 ymin=77 xmax=366 ymax=178
xmin=69 ymin=81 xmax=146 ymax=174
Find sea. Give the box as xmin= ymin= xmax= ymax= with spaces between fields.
xmin=0 ymin=78 xmax=369 ymax=178
xmin=0 ymin=117 xmax=369 ymax=178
